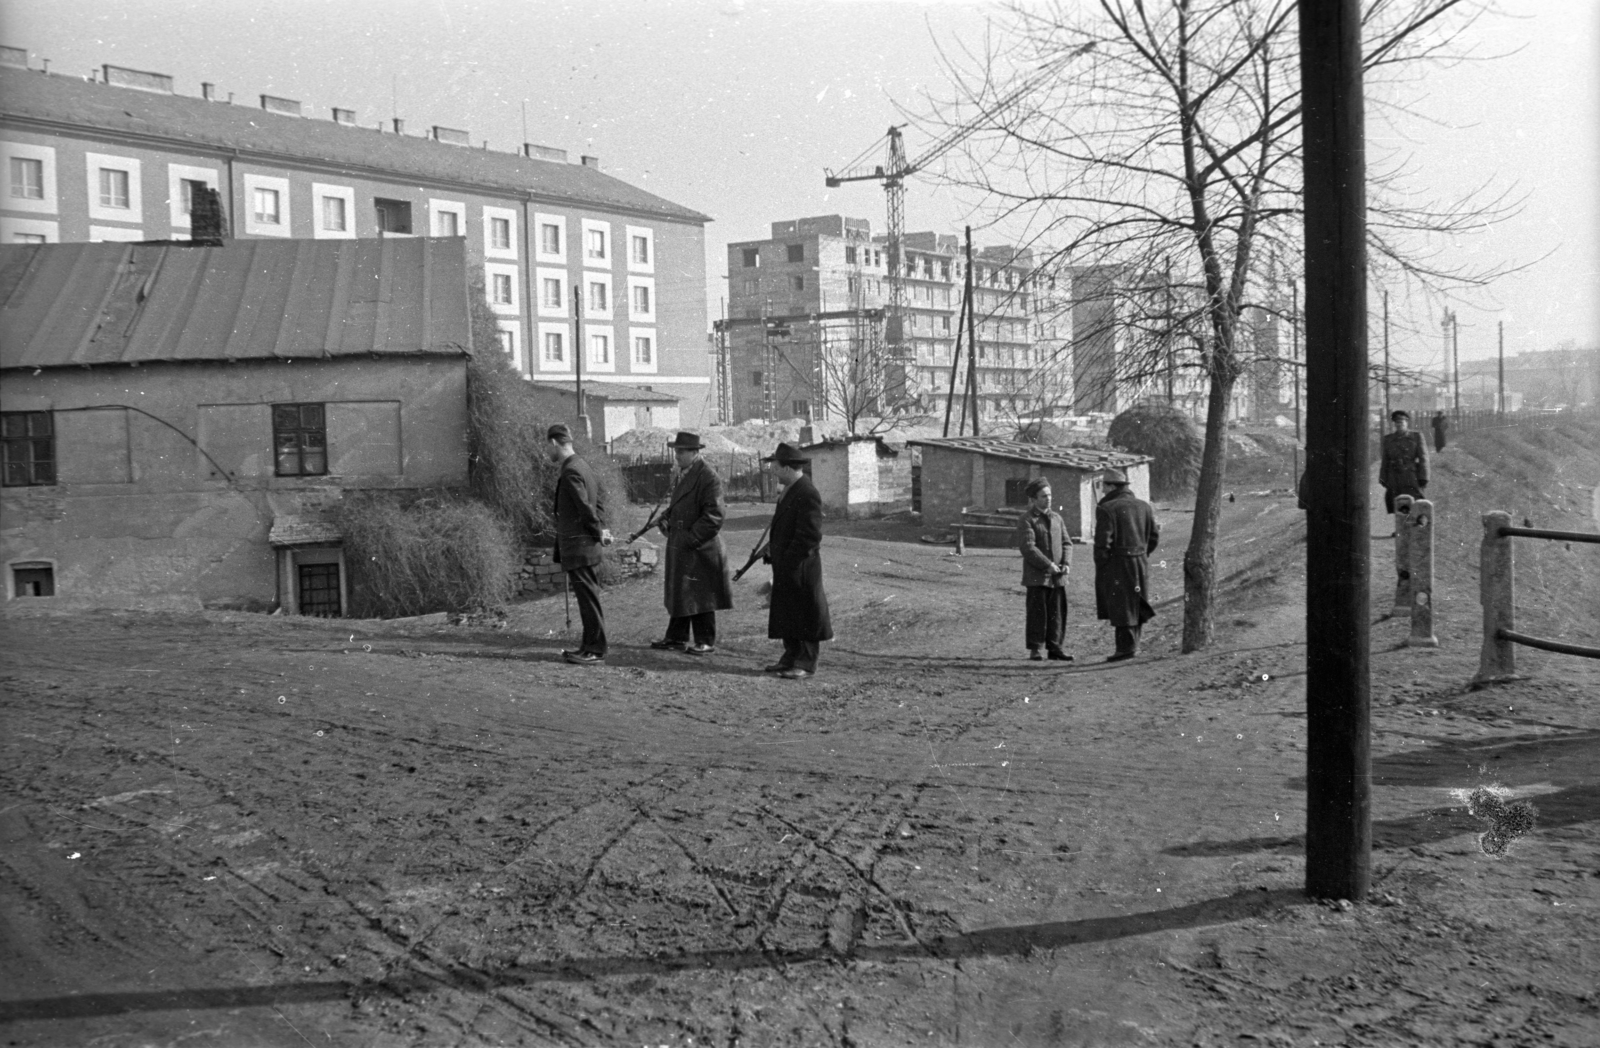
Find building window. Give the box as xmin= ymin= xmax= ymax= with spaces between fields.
xmin=544 ymin=330 xmax=565 ymax=364
xmin=751 ymin=370 xmax=763 ymax=387
xmin=297 ymin=562 xmax=341 ymax=617
xmin=792 ymin=399 xmax=809 ymax=416
xmin=375 ymin=198 xmax=412 ymax=234
xmin=742 ymin=278 xmax=758 ymax=294
xmin=497 ymin=328 xmax=516 ymax=356
xmin=542 ymin=277 xmax=562 ymax=310
xmin=11 ymin=563 xmax=54 ymax=598
xmin=540 ymin=222 xmax=560 ymax=254
xmin=631 ymin=234 xmax=650 ymax=265
xmin=786 ymin=243 xmax=804 ymax=263
xmin=941 ymin=261 xmax=951 ymax=280
xmin=941 ymin=315 xmax=951 ymax=333
xmin=98 ymin=168 xmax=130 ymax=209
xmin=178 ymin=178 xmax=206 ymax=216
xmin=589 ymin=281 xmax=608 ymax=312
xmin=633 ymin=334 xmax=653 ymax=365
xmin=742 ymin=248 xmax=759 ymax=268
xmin=272 ymin=404 xmax=327 ymax=477
xmin=436 ymin=210 xmax=459 ymax=237
xmin=631 ymin=284 xmax=650 ymax=315
xmin=847 ymin=276 xmax=858 ymax=294
xmin=590 ymin=333 xmax=611 ymax=365
xmin=492 ymin=273 xmax=514 ymax=305
xmin=8 ymin=157 xmax=43 ymax=200
xmin=11 ymin=233 xmax=45 ymax=245
xmin=844 ymin=246 xmax=857 ymax=264
xmin=586 ymin=228 xmax=607 ymax=260
xmin=321 ymin=195 xmax=347 ymax=232
xmin=254 ymin=187 xmax=281 ymax=225
xmin=1 ymin=411 xmax=55 ymax=487
xmin=791 ymin=275 xmax=805 ymax=291
xmin=489 ymin=216 xmax=512 ymax=250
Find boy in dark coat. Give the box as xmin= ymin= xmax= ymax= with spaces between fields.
xmin=547 ymin=424 xmax=612 ymax=665
xmin=761 ymin=443 xmax=832 ymax=679
xmin=1016 ymin=476 xmax=1073 ymax=662
xmin=651 ymin=431 xmax=733 ymax=655
xmin=1094 ymin=468 xmax=1160 ymax=662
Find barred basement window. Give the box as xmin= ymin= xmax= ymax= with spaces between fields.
xmin=1 ymin=411 xmax=55 ymax=486
xmin=273 ymin=404 xmax=328 ymax=477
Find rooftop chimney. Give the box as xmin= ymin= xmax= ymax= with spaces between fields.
xmin=524 ymin=142 xmax=567 ymax=163
xmin=201 ymin=81 xmax=216 ymax=101
xmin=103 ymin=63 xmax=174 ymax=94
xmin=580 ymin=155 xmax=601 ymax=170
xmin=432 ymin=125 xmax=470 ymax=146
xmin=392 ymin=117 xmax=405 ymax=135
xmin=332 ymin=107 xmax=356 ymax=125
xmin=0 ymin=46 xmax=29 ymax=70
xmin=260 ymin=94 xmax=302 ymax=117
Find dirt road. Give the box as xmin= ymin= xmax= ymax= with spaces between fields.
xmin=3 ymin=421 xmax=1598 ymax=1046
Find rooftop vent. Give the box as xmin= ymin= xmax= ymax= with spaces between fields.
xmin=103 ymin=63 xmax=173 ymax=93
xmin=432 ymin=125 xmax=470 ymax=146
xmin=0 ymin=46 xmax=27 ymax=70
xmin=392 ymin=117 xmax=405 ymax=135
xmin=201 ymin=81 xmax=216 ymax=101
xmin=580 ymin=155 xmax=601 ymax=170
xmin=332 ymin=107 xmax=356 ymax=126
xmin=524 ymin=143 xmax=568 ymax=162
xmin=260 ymin=94 xmax=302 ymax=117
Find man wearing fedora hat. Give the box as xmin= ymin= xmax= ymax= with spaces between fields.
xmin=761 ymin=442 xmax=832 ymax=679
xmin=1094 ymin=467 xmax=1160 ymax=662
xmin=546 ymin=423 xmax=612 ymax=665
xmin=651 ymin=431 xmax=733 ymax=655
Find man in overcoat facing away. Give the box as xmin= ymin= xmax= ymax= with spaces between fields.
xmin=651 ymin=431 xmax=733 ymax=655
xmin=761 ymin=442 xmax=832 ymax=679
xmin=1094 ymin=468 xmax=1160 ymax=662
xmin=1379 ymin=409 xmax=1429 ymax=514
xmin=546 ymin=424 xmax=612 ymax=665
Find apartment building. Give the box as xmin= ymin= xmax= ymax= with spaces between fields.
xmin=720 ymin=215 xmax=1067 ymax=426
xmin=0 ymin=54 xmax=714 ymax=423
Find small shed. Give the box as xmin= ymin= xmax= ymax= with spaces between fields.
xmin=524 ymin=382 xmax=681 ymax=446
xmin=799 ymin=436 xmax=911 ymax=519
xmin=907 ymin=437 xmax=1152 ymax=539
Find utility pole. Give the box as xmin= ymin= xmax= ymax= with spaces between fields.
xmin=1451 ymin=312 xmax=1461 ymax=416
xmin=1291 ymin=277 xmax=1302 ymax=483
xmin=1498 ymin=320 xmax=1506 ymax=416
xmin=1383 ymin=289 xmax=1391 ymax=423
xmin=964 ymin=228 xmax=981 ymax=436
xmin=572 ymin=284 xmax=589 ymax=440
xmin=1299 ymin=0 xmax=1372 ymax=902
xmin=1164 ymin=258 xmax=1175 ymax=405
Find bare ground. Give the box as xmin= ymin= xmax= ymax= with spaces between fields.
xmin=2 ymin=420 xmax=1598 ymax=1047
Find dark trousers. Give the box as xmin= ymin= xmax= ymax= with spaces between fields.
xmin=779 ymin=638 xmax=819 ymax=672
xmin=566 ymin=566 xmax=606 ymax=655
xmin=665 ymin=612 xmax=716 ymax=647
xmin=1114 ymin=625 xmax=1142 ymax=656
xmin=1025 ymin=586 xmax=1067 ymax=652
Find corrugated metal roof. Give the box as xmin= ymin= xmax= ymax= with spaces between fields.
xmin=907 ymin=436 xmax=1152 ymax=471
xmin=531 ymin=381 xmax=680 ymax=403
xmin=0 ymin=68 xmax=710 ymax=225
xmin=0 ymin=239 xmax=471 ymax=369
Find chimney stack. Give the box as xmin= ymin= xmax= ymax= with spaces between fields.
xmin=392 ymin=117 xmax=405 ymax=135
xmin=201 ymin=82 xmax=216 ymax=101
xmin=580 ymin=155 xmax=601 ymax=170
xmin=332 ymin=107 xmax=356 ymax=126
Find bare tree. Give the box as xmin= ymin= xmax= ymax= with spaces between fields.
xmin=791 ymin=322 xmax=934 ymax=437
xmin=921 ymin=0 xmax=1520 ymax=651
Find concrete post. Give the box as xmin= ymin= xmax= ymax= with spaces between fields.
xmin=1391 ymin=494 xmax=1414 ymax=616
xmin=1405 ymin=498 xmax=1438 ymax=647
xmin=1476 ymin=510 xmax=1517 ymax=681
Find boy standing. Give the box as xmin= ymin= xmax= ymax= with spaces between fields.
xmin=1017 ymin=477 xmax=1073 ymax=662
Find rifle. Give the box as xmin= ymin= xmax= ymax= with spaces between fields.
xmin=625 ymin=466 xmax=677 ymax=544
xmin=733 ymin=519 xmax=773 ymax=582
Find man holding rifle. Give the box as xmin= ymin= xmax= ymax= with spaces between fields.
xmin=650 ymin=431 xmax=733 ymax=655
xmin=759 ymin=443 xmax=832 ymax=679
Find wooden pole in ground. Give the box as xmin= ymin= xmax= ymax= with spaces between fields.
xmin=1299 ymin=0 xmax=1371 ymax=902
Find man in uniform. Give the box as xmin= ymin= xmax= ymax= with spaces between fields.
xmin=761 ymin=443 xmax=832 ymax=679
xmin=1094 ymin=468 xmax=1160 ymax=662
xmin=651 ymin=431 xmax=733 ymax=655
xmin=1379 ymin=409 xmax=1429 ymax=514
xmin=547 ymin=424 xmax=612 ymax=665
xmin=1017 ymin=476 xmax=1073 ymax=662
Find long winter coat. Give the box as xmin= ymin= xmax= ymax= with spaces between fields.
xmin=1379 ymin=430 xmax=1429 ymax=497
xmin=1094 ymin=487 xmax=1159 ymax=628
xmin=766 ymin=474 xmax=833 ymax=642
xmin=551 ymin=454 xmax=604 ymax=570
xmin=1017 ymin=506 xmax=1070 ymax=588
xmin=661 ymin=457 xmax=734 ymax=617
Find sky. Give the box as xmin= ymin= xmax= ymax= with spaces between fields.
xmin=3 ymin=0 xmax=1595 ymax=375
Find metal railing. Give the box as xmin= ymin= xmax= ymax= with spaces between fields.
xmin=1475 ymin=510 xmax=1600 ymax=682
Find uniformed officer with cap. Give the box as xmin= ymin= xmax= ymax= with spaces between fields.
xmin=1379 ymin=409 xmax=1429 ymax=514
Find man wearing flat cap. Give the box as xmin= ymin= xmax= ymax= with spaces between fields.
xmin=1094 ymin=467 xmax=1160 ymax=662
xmin=761 ymin=443 xmax=832 ymax=679
xmin=547 ymin=423 xmax=612 ymax=665
xmin=1379 ymin=409 xmax=1428 ymax=515
xmin=651 ymin=431 xmax=733 ymax=655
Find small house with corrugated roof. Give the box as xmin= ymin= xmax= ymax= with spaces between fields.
xmin=0 ymin=237 xmax=471 ymax=614
xmin=907 ymin=436 xmax=1152 ymax=539
xmin=799 ymin=435 xmax=912 ymax=519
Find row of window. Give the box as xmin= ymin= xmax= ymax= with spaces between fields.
xmin=737 ymin=239 xmax=1040 ymax=292
xmin=526 ymin=328 xmax=656 ymax=368
xmin=484 ymin=266 xmax=656 ymax=324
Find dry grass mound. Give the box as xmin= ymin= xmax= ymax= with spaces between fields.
xmin=336 ymin=493 xmax=518 ymax=618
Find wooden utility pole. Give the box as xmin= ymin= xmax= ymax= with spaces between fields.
xmin=1383 ymin=290 xmax=1391 ymax=422
xmin=1452 ymin=313 xmax=1461 ymax=416
xmin=572 ymin=284 xmax=589 ymax=439
xmin=1498 ymin=320 xmax=1506 ymax=415
xmin=1299 ymin=0 xmax=1371 ymax=902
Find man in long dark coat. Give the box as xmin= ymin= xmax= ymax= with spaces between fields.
xmin=761 ymin=443 xmax=832 ymax=679
xmin=1094 ymin=468 xmax=1159 ymax=662
xmin=1379 ymin=409 xmax=1429 ymax=514
xmin=1430 ymin=410 xmax=1449 ymax=453
xmin=651 ymin=431 xmax=733 ymax=655
xmin=547 ymin=424 xmax=611 ymax=665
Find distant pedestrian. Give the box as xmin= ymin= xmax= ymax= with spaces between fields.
xmin=1094 ymin=469 xmax=1160 ymax=662
xmin=651 ymin=431 xmax=733 ymax=655
xmin=547 ymin=424 xmax=612 ymax=665
xmin=1017 ymin=477 xmax=1073 ymax=662
xmin=761 ymin=443 xmax=832 ymax=679
xmin=1431 ymin=410 xmax=1449 ymax=453
xmin=1379 ymin=410 xmax=1429 ymax=514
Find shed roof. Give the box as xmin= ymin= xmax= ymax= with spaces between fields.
xmin=907 ymin=436 xmax=1151 ymax=472
xmin=0 ymin=238 xmax=471 ymax=369
xmin=0 ymin=68 xmax=710 ymax=225
xmin=530 ymin=381 xmax=680 ymax=404
xmin=268 ymin=514 xmax=342 ymax=548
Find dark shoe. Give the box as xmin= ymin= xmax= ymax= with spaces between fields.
xmin=1106 ymin=651 xmax=1135 ymax=663
xmin=1028 ymin=649 xmax=1044 ymax=661
xmin=685 ymin=643 xmax=716 ymax=656
xmin=765 ymin=662 xmax=792 ymax=673
xmin=650 ymin=639 xmax=686 ymax=651
xmin=564 ymin=650 xmax=604 ymax=665
xmin=777 ymin=668 xmax=812 ymax=680
xmin=1047 ymin=650 xmax=1075 ymax=663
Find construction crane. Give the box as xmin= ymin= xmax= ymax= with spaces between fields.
xmin=824 ymin=43 xmax=1094 ymax=380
